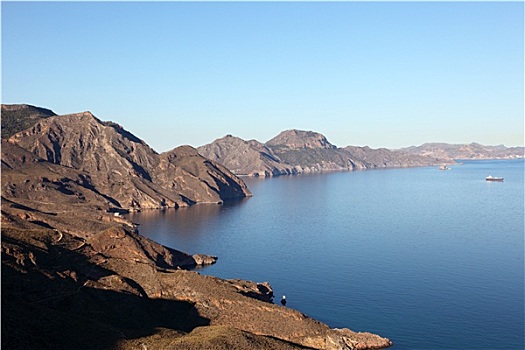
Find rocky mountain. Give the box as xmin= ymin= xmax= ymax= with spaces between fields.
xmin=266 ymin=130 xmax=370 ymax=173
xmin=198 ymin=130 xmax=445 ymax=177
xmin=1 ymin=104 xmax=56 ymax=139
xmin=6 ymin=109 xmax=251 ymax=210
xmin=266 ymin=129 xmax=337 ymax=150
xmin=402 ymin=142 xmax=524 ymax=160
xmin=196 ymin=134 xmax=295 ymax=177
xmin=342 ymin=146 xmax=443 ymax=169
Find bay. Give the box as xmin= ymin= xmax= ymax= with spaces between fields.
xmin=129 ymin=159 xmax=524 ymax=349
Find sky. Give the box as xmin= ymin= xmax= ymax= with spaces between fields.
xmin=2 ymin=1 xmax=524 ymax=152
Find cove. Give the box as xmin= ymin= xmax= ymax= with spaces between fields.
xmin=129 ymin=159 xmax=524 ymax=349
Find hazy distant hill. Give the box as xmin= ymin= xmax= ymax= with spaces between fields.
xmin=1 ymin=104 xmax=57 ymax=139
xmin=266 ymin=130 xmax=370 ymax=173
xmin=402 ymin=142 xmax=524 ymax=160
xmin=198 ymin=129 xmax=445 ymax=177
xmin=5 ymin=106 xmax=251 ymax=210
xmin=343 ymin=145 xmax=443 ymax=168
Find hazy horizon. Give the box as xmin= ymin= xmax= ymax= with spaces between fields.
xmin=2 ymin=1 xmax=523 ymax=151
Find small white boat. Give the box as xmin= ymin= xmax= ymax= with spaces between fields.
xmin=486 ymin=175 xmax=504 ymax=182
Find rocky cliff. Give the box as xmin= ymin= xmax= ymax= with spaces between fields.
xmin=198 ymin=129 xmax=445 ymax=177
xmin=6 ymin=108 xmax=251 ymax=210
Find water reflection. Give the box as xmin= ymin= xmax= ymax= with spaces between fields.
xmin=127 ymin=197 xmax=250 ymax=253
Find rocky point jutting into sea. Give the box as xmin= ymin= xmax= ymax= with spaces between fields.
xmin=1 ymin=104 xmax=392 ymax=350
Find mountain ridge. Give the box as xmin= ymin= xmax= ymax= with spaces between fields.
xmin=4 ymin=106 xmax=251 ymax=210
xmin=198 ymin=129 xmax=523 ymax=177
xmin=401 ymin=142 xmax=524 ymax=160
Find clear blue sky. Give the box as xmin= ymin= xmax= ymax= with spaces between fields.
xmin=2 ymin=1 xmax=523 ymax=152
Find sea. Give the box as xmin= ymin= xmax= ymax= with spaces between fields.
xmin=128 ymin=159 xmax=524 ymax=349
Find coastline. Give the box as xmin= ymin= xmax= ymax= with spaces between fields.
xmin=1 ymin=158 xmax=393 ymax=350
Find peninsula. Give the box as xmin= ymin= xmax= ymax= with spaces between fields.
xmin=198 ymin=131 xmax=523 ymax=177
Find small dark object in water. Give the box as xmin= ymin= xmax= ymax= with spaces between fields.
xmin=281 ymin=295 xmax=287 ymax=306
xmin=486 ymin=175 xmax=504 ymax=182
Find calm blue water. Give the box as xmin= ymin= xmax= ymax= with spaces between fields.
xmin=129 ymin=159 xmax=524 ymax=349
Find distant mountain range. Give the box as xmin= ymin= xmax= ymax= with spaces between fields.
xmin=198 ymin=130 xmax=523 ymax=177
xmin=402 ymin=142 xmax=525 ymax=160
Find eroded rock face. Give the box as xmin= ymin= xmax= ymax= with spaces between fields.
xmin=7 ymin=110 xmax=251 ymax=209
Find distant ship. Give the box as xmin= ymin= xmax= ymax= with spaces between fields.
xmin=486 ymin=175 xmax=504 ymax=182
xmin=439 ymin=164 xmax=451 ymax=170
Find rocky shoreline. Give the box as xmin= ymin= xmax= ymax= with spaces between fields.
xmin=2 ymin=202 xmax=393 ymax=350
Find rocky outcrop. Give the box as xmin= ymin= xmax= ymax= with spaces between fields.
xmin=6 ymin=108 xmax=251 ymax=210
xmin=192 ymin=253 xmax=218 ymax=266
